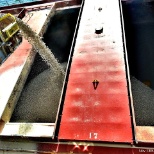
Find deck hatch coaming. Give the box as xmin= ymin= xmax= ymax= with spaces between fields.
xmin=59 ymin=0 xmax=133 ymax=143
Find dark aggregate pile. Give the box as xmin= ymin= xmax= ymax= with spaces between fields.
xmin=11 ymin=69 xmax=63 ymax=123
xmin=130 ymin=76 xmax=154 ymax=126
xmin=10 ymin=61 xmax=67 ymax=123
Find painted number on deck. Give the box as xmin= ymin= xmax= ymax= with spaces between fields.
xmin=89 ymin=132 xmax=98 ymax=139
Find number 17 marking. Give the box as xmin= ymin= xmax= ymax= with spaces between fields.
xmin=89 ymin=132 xmax=98 ymax=139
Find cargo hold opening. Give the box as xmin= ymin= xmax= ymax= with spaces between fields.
xmin=10 ymin=7 xmax=80 ymax=124
xmin=122 ymin=1 xmax=154 ymax=126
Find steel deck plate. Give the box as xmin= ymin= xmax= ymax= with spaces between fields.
xmin=59 ymin=0 xmax=133 ymax=143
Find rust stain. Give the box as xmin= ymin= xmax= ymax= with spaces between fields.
xmin=136 ymin=126 xmax=154 ymax=142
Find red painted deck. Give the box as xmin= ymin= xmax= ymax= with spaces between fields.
xmin=59 ymin=0 xmax=133 ymax=143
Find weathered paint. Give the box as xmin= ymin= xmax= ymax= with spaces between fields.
xmin=59 ymin=0 xmax=133 ymax=143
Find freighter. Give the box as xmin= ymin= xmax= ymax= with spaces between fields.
xmin=0 ymin=0 xmax=154 ymax=153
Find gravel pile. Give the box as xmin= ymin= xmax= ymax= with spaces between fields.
xmin=11 ymin=62 xmax=67 ymax=123
xmin=11 ymin=69 xmax=62 ymax=123
xmin=130 ymin=76 xmax=154 ymax=126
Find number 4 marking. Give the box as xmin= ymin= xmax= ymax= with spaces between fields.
xmin=89 ymin=132 xmax=98 ymax=139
